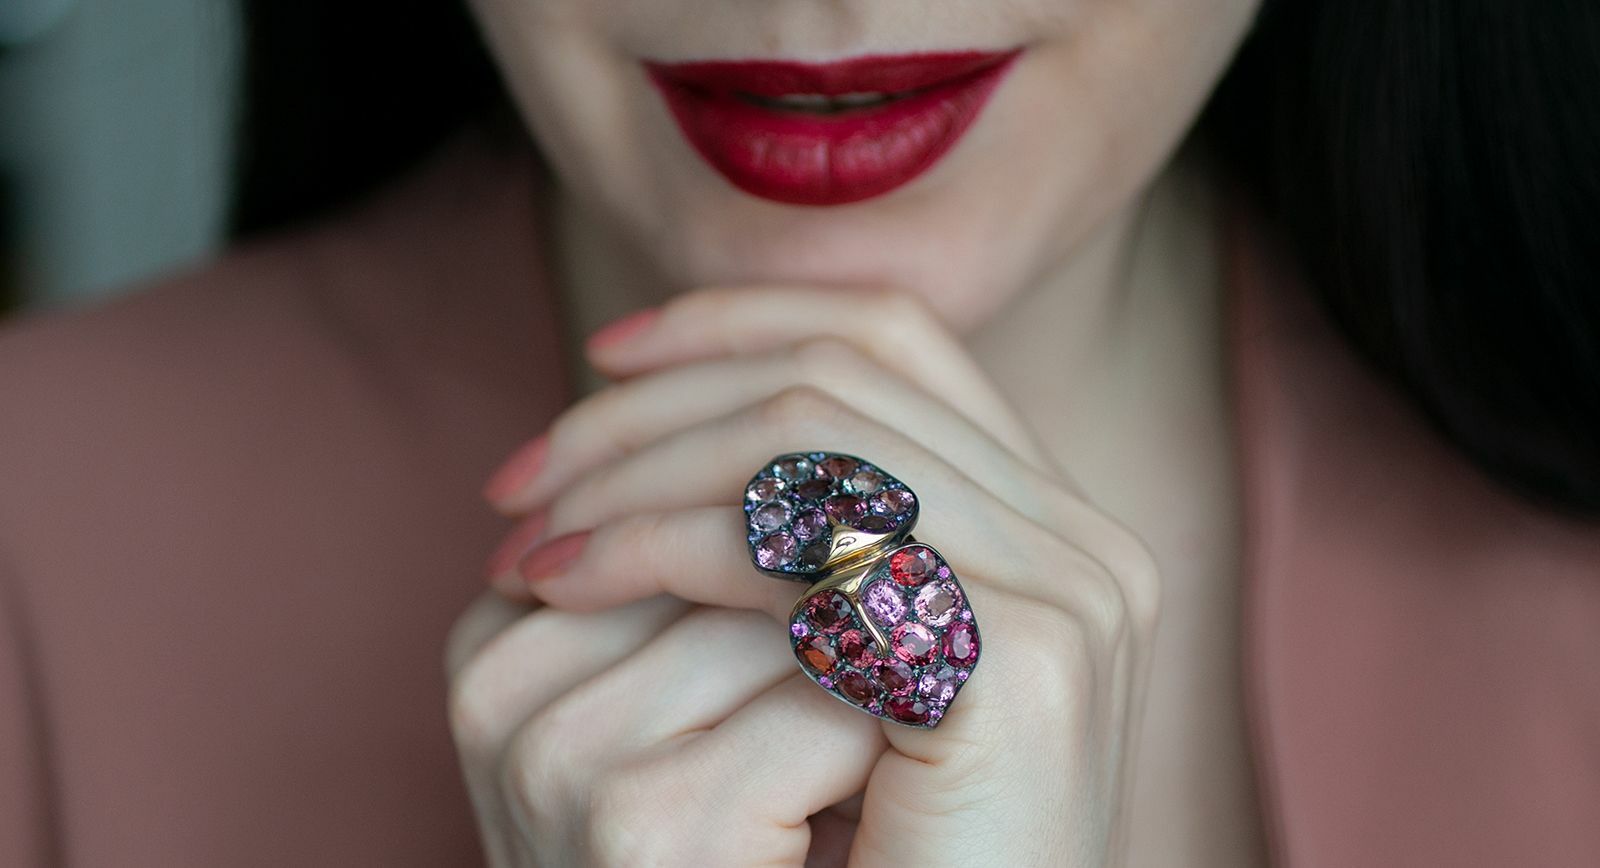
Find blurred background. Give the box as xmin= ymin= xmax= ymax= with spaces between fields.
xmin=0 ymin=0 xmax=239 ymax=316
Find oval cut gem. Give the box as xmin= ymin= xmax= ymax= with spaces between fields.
xmin=885 ymin=696 xmax=931 ymax=725
xmin=943 ymin=622 xmax=979 ymax=666
xmin=754 ymin=532 xmax=797 ymax=569
xmin=871 ymin=658 xmax=916 ymax=696
xmin=892 ymin=622 xmax=938 ymax=665
xmin=746 ymin=478 xmax=784 ymax=502
xmin=806 ymin=592 xmax=854 ymax=634
xmin=918 ymin=665 xmax=960 ymax=703
xmin=914 ymin=580 xmax=962 ymax=627
xmin=837 ymin=629 xmax=877 ymax=667
xmin=845 ymin=470 xmax=883 ymax=495
xmin=795 ymin=479 xmax=833 ymax=501
xmin=791 ymin=508 xmax=826 ymax=541
xmin=796 ymin=635 xmax=837 ymax=675
xmin=824 ymin=494 xmax=867 ymax=525
xmin=862 ymin=581 xmax=906 ymax=627
xmin=834 ymin=669 xmax=875 ymax=705
xmin=872 ymin=488 xmax=916 ymax=516
xmin=774 ymin=455 xmax=813 ymax=481
xmin=750 ymin=502 xmax=790 ymax=533
xmin=889 ymin=545 xmax=937 ymax=587
xmin=816 ymin=456 xmax=859 ymax=480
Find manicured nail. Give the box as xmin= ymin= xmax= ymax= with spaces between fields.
xmin=483 ymin=434 xmax=548 ymax=505
xmin=586 ymin=307 xmax=660 ymax=352
xmin=517 ymin=530 xmax=592 ymax=584
xmin=484 ymin=508 xmax=549 ymax=581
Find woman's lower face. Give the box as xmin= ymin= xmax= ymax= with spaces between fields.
xmin=466 ymin=0 xmax=1261 ymax=332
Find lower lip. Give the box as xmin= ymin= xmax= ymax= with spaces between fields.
xmin=644 ymin=49 xmax=1022 ymax=207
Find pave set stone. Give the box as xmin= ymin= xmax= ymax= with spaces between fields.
xmin=789 ymin=542 xmax=979 ymax=728
xmin=745 ymin=451 xmax=918 ymax=580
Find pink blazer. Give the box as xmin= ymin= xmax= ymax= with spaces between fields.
xmin=1 ymin=126 xmax=1596 ymax=866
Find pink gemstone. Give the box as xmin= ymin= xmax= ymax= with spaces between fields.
xmin=885 ymin=696 xmax=931 ymax=725
xmin=792 ymin=508 xmax=827 ymax=541
xmin=796 ymin=635 xmax=837 ymax=675
xmin=746 ymin=478 xmax=785 ymax=502
xmin=872 ymin=488 xmax=916 ymax=516
xmin=892 ymin=622 xmax=938 ymax=665
xmin=816 ymin=456 xmax=859 ymax=480
xmin=871 ymin=658 xmax=916 ymax=696
xmin=863 ymin=581 xmax=907 ymax=627
xmin=914 ymin=581 xmax=962 ymax=627
xmin=754 ymin=532 xmax=796 ymax=569
xmin=806 ymin=592 xmax=854 ymax=634
xmin=943 ymin=622 xmax=979 ymax=666
xmin=837 ymin=629 xmax=877 ymax=667
xmin=889 ymin=545 xmax=937 ymax=587
xmin=834 ymin=669 xmax=875 ymax=705
xmin=918 ymin=665 xmax=960 ymax=703
xmin=750 ymin=502 xmax=790 ymax=533
xmin=845 ymin=470 xmax=883 ymax=495
xmin=824 ymin=494 xmax=867 ymax=525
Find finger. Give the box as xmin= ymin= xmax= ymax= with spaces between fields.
xmin=584 ymin=285 xmax=1065 ymax=484
xmin=491 ymin=338 xmax=1058 ymax=516
xmin=498 ymin=506 xmax=802 ymax=621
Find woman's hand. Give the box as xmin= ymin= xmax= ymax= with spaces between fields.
xmin=446 ymin=286 xmax=1162 ymax=866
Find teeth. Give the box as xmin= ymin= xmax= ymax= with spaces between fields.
xmin=772 ymin=93 xmax=836 ymax=109
xmin=747 ymin=91 xmax=900 ymax=113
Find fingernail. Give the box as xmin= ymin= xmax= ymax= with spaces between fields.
xmin=483 ymin=434 xmax=548 ymax=505
xmin=484 ymin=509 xmax=549 ymax=581
xmin=586 ymin=307 xmax=660 ymax=353
xmin=517 ymin=530 xmax=592 ymax=584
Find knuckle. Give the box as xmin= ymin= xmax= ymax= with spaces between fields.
xmin=586 ymin=762 xmax=681 ymax=866
xmin=1090 ymin=519 xmax=1164 ymax=634
xmin=446 ymin=613 xmax=537 ymax=754
xmin=756 ymin=383 xmax=846 ymax=432
xmin=791 ymin=335 xmax=869 ymax=384
xmin=501 ymin=701 xmax=583 ymax=823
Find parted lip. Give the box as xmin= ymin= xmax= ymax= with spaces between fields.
xmin=641 ymin=49 xmax=1021 ymax=99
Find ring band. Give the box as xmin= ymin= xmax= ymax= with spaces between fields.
xmin=744 ymin=451 xmax=980 ymax=728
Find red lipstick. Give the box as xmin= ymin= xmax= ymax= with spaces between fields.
xmin=644 ymin=49 xmax=1022 ymax=206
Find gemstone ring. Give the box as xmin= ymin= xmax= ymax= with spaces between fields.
xmin=743 ymin=451 xmax=981 ymax=729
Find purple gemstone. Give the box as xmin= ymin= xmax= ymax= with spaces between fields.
xmin=918 ymin=665 xmax=960 ymax=703
xmin=774 ymin=455 xmax=813 ymax=481
xmin=845 ymin=470 xmax=884 ymax=495
xmin=754 ymin=532 xmax=796 ymax=569
xmin=790 ymin=621 xmax=809 ymax=638
xmin=872 ymin=488 xmax=916 ymax=516
xmin=818 ymin=676 xmax=834 ymax=688
xmin=824 ymin=494 xmax=867 ymax=525
xmin=749 ymin=501 xmax=791 ymax=533
xmin=745 ymin=478 xmax=784 ymax=502
xmin=892 ymin=622 xmax=938 ymax=665
xmin=816 ymin=456 xmax=859 ymax=480
xmin=914 ymin=581 xmax=963 ymax=627
xmin=855 ymin=515 xmax=893 ymax=532
xmin=795 ymin=479 xmax=833 ymax=501
xmin=791 ymin=508 xmax=827 ymax=540
xmin=863 ymin=581 xmax=907 ymax=627
xmin=943 ymin=622 xmax=979 ymax=667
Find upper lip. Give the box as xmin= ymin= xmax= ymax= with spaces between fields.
xmin=642 ymin=49 xmax=1023 ymax=99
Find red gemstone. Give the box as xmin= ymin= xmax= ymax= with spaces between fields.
xmin=943 ymin=622 xmax=979 ymax=666
xmin=834 ymin=669 xmax=876 ymax=705
xmin=837 ymin=629 xmax=877 ymax=667
xmin=892 ymin=622 xmax=938 ymax=665
xmin=889 ymin=545 xmax=937 ymax=587
xmin=805 ymin=592 xmax=854 ymax=634
xmin=885 ymin=696 xmax=931 ymax=725
xmin=796 ymin=635 xmax=837 ymax=675
xmin=871 ymin=658 xmax=916 ymax=696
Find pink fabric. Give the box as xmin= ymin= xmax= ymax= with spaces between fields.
xmin=0 ymin=124 xmax=1594 ymax=865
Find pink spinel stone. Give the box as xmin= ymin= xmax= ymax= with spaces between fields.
xmin=914 ymin=581 xmax=962 ymax=627
xmin=796 ymin=636 xmax=837 ymax=675
xmin=845 ymin=470 xmax=883 ymax=495
xmin=871 ymin=658 xmax=916 ymax=696
xmin=824 ymin=494 xmax=867 ymax=525
xmin=750 ymin=502 xmax=790 ymax=532
xmin=837 ymin=629 xmax=877 ymax=667
xmin=806 ymin=592 xmax=854 ymax=634
xmin=889 ymin=545 xmax=937 ymax=587
xmin=892 ymin=622 xmax=938 ymax=665
xmin=918 ymin=665 xmax=960 ymax=703
xmin=872 ymin=488 xmax=915 ymax=516
xmin=795 ymin=479 xmax=833 ymax=501
xmin=816 ymin=456 xmax=859 ymax=480
xmin=746 ymin=478 xmax=784 ymax=502
xmin=943 ymin=622 xmax=979 ymax=666
xmin=775 ymin=455 xmax=813 ymax=480
xmin=792 ymin=508 xmax=826 ymax=541
xmin=885 ymin=696 xmax=931 ymax=725
xmin=862 ymin=581 xmax=906 ymax=627
xmin=834 ymin=669 xmax=875 ymax=705
xmin=754 ymin=532 xmax=796 ymax=569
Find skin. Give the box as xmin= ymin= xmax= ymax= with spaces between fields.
xmin=450 ymin=0 xmax=1266 ymax=864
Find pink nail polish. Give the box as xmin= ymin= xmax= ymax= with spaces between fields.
xmin=484 ymin=509 xmax=549 ymax=580
xmin=482 ymin=435 xmax=548 ymax=504
xmin=518 ymin=530 xmax=592 ymax=583
xmin=586 ymin=307 xmax=660 ymax=352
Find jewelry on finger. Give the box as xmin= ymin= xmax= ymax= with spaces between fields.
xmin=743 ymin=451 xmax=980 ymax=728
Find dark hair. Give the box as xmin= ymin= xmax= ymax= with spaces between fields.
xmin=232 ymin=1 xmax=1600 ymax=519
